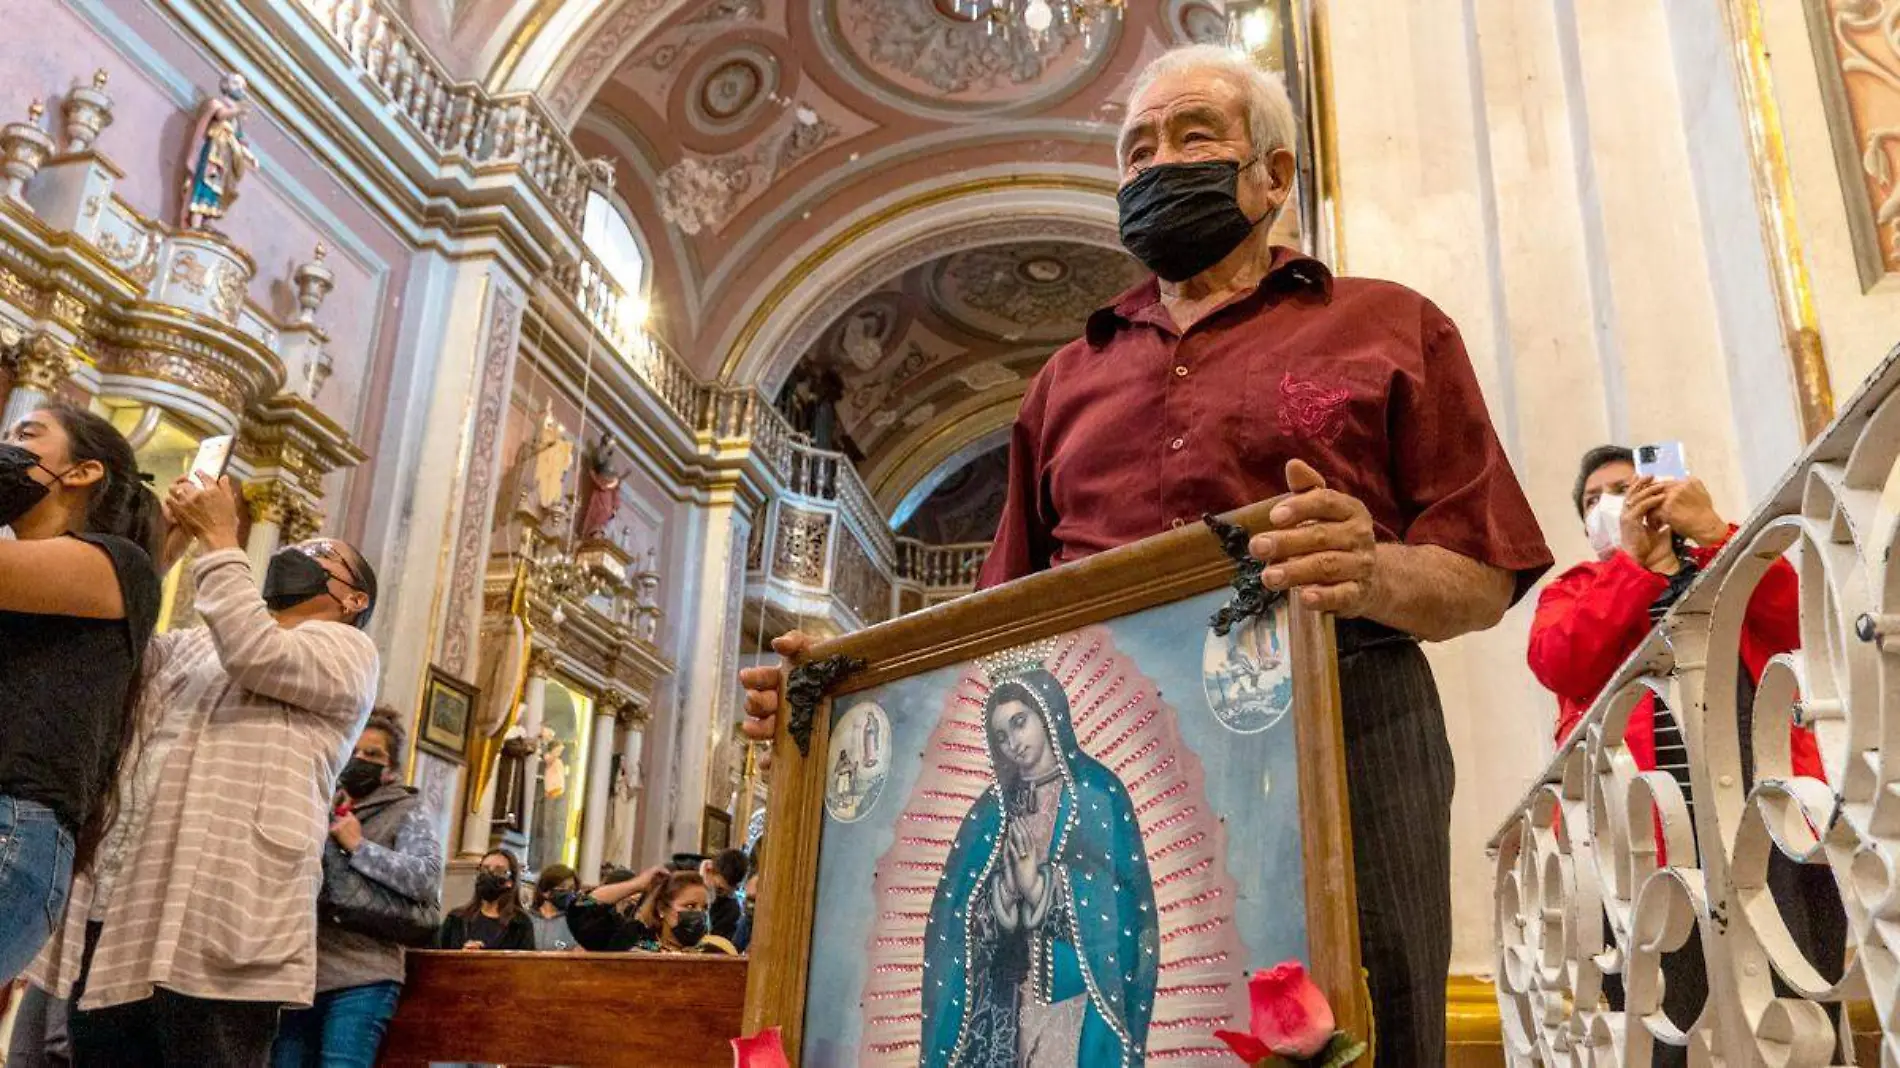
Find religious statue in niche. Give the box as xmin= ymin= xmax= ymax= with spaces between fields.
xmin=521 ymin=399 xmax=575 ymax=512
xmin=180 ymin=74 xmax=260 ymax=231
xmin=539 ymin=726 xmax=568 ymax=801
xmin=578 ymin=434 xmax=625 ymax=541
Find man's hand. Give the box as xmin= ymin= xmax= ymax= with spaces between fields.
xmin=1620 ymin=477 xmax=1679 ymax=574
xmin=330 ymin=811 xmax=364 ymax=852
xmin=1246 ymin=460 xmax=1379 ymax=616
xmin=739 ymin=632 xmax=814 ymax=744
xmin=165 ymin=475 xmax=244 ymax=552
xmin=1657 ymin=477 xmax=1727 ymax=545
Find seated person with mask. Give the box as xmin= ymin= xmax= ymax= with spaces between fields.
xmin=30 ymin=475 xmax=381 ymax=1068
xmin=564 ymin=865 xmax=670 ymax=952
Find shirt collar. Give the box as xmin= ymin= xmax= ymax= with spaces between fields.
xmin=1085 ymin=246 xmax=1334 ymax=349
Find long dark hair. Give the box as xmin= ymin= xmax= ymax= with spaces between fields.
xmin=454 ymin=849 xmax=523 ymax=923
xmin=41 ymin=402 xmax=163 ymax=563
xmin=40 ymin=403 xmax=163 ymax=876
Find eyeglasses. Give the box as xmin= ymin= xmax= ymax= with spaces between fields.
xmin=294 ymin=541 xmax=366 ymax=592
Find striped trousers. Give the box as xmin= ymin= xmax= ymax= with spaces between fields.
xmin=1337 ymin=624 xmax=1455 ymax=1068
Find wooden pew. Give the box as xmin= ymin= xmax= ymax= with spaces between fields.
xmin=380 ymin=951 xmax=747 ymax=1067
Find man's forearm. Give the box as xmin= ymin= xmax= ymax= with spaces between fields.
xmin=1359 ymin=543 xmax=1515 ymax=642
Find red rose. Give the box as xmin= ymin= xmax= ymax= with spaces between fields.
xmin=1214 ymin=960 xmax=1337 ymax=1063
xmin=731 ymin=1026 xmax=790 ymax=1068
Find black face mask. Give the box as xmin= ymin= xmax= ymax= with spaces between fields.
xmin=475 ymin=871 xmax=512 ymax=903
xmin=0 ymin=443 xmax=60 ymax=527
xmin=264 ymin=549 xmax=361 ymax=624
xmin=1117 ymin=159 xmax=1265 ymax=282
xmin=671 ymin=909 xmax=708 ymax=947
xmin=336 ymin=757 xmax=386 ymax=801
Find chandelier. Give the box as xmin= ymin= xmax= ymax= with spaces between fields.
xmin=949 ymin=0 xmax=1126 ymax=55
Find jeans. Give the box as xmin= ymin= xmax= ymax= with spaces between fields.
xmin=270 ymin=982 xmax=403 ymax=1068
xmin=0 ymin=795 xmax=75 ymax=983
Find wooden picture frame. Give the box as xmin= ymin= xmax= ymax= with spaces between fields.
xmin=419 ymin=666 xmax=478 ymax=764
xmin=746 ymin=498 xmax=1365 ymax=1066
xmin=703 ymin=806 xmax=734 ymax=854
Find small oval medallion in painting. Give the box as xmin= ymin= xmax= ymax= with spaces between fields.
xmin=826 ymin=700 xmax=892 ymax=823
xmin=1201 ymin=602 xmax=1294 ymax=734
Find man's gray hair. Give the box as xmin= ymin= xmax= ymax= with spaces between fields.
xmin=1121 ymin=45 xmax=1298 ymax=163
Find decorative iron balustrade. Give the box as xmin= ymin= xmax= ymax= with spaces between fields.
xmin=295 ymin=0 xmax=588 ymax=228
xmin=1491 ymin=343 xmax=1900 ymax=1065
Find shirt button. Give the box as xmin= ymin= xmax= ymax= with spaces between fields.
xmin=1170 ymin=437 xmax=1185 ymax=450
xmin=1174 ymin=365 xmax=1188 ymax=377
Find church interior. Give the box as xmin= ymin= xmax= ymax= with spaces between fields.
xmin=2 ymin=0 xmax=1899 ymax=1065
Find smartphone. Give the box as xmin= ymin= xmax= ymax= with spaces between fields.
xmin=1634 ymin=441 xmax=1689 ymax=482
xmin=189 ymin=434 xmax=234 ymax=484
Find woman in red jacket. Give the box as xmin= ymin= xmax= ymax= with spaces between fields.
xmin=1529 ymin=445 xmax=1822 ymax=780
xmin=1530 ymin=446 xmax=1840 ymax=1067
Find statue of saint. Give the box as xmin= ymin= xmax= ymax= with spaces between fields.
xmin=180 ymin=74 xmax=260 ymax=230
xmin=578 ymin=435 xmax=625 ymax=541
xmin=527 ymin=400 xmax=574 ymax=512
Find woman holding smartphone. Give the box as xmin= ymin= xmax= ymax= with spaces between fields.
xmin=0 ymin=403 xmax=163 ymax=980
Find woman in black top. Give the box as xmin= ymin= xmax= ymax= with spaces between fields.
xmin=0 ymin=403 xmax=162 ymax=981
xmin=438 ymin=849 xmax=535 ymax=951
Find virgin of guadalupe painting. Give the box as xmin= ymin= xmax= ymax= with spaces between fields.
xmin=750 ymin=498 xmax=1363 ymax=1068
xmin=919 ymin=646 xmax=1159 ymax=1067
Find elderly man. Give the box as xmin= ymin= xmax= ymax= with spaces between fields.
xmin=743 ymin=44 xmax=1551 ymax=1066
xmin=30 ymin=476 xmax=381 ymax=1068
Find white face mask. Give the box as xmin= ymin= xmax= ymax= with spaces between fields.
xmin=1584 ymin=494 xmax=1624 ymax=561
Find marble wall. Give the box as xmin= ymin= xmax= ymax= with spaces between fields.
xmin=1328 ymin=0 xmax=1897 ymax=975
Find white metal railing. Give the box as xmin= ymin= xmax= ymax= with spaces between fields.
xmin=1491 ymin=343 xmax=1900 ymax=1065
xmin=296 ymin=0 xmax=588 ymax=229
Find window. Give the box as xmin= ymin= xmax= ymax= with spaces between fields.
xmin=583 ymin=190 xmax=646 ymax=297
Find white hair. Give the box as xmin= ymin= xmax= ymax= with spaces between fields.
xmin=1120 ymin=45 xmax=1297 ymax=164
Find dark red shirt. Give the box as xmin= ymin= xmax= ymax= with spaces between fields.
xmin=976 ymin=248 xmax=1554 ymax=604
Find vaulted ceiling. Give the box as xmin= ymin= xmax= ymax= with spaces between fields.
xmin=402 ymin=0 xmax=1244 ymax=525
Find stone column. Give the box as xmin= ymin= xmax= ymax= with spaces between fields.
xmin=358 ymin=256 xmax=527 ymax=734
xmin=515 ymin=646 xmax=557 ymax=856
xmin=463 ymin=644 xmax=552 ymax=856
xmin=608 ymin=698 xmax=649 ymax=868
xmin=639 ymin=483 xmax=745 ymax=860
xmin=2 ymin=333 xmax=77 ymax=425
xmin=578 ymin=688 xmax=628 ymax=880
xmin=242 ymin=480 xmax=295 ymax=573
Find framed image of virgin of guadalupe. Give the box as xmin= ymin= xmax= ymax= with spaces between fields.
xmin=745 ymin=498 xmax=1368 ymax=1067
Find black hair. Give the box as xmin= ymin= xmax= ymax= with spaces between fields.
xmin=42 ymin=402 xmax=163 ymax=564
xmin=330 ymin=541 xmax=379 ymax=630
xmin=360 ymin=705 xmax=405 ymax=764
xmin=40 ymin=402 xmax=162 ymax=877
xmin=1573 ymin=445 xmax=1636 ymax=519
xmin=710 ymin=848 xmax=747 ymax=889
